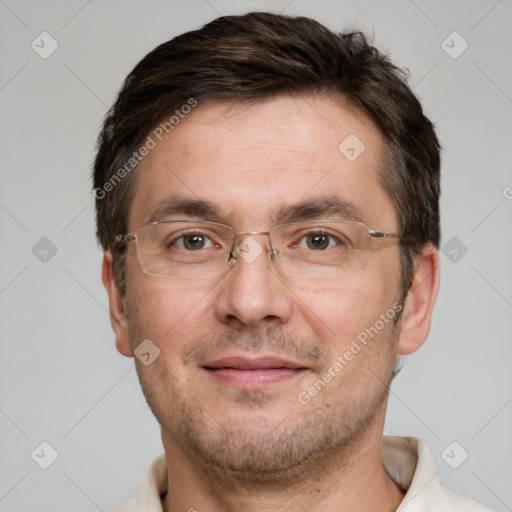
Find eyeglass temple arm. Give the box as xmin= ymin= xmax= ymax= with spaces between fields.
xmin=369 ymin=231 xmax=400 ymax=239
xmin=115 ymin=234 xmax=136 ymax=243
xmin=114 ymin=234 xmax=136 ymax=254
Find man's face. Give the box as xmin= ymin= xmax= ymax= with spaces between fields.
xmin=119 ymin=96 xmax=403 ymax=478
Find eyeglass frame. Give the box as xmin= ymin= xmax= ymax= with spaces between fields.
xmin=114 ymin=219 xmax=401 ymax=277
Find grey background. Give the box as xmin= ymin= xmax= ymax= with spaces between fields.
xmin=1 ymin=0 xmax=511 ymax=510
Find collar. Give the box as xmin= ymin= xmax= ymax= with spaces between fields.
xmin=120 ymin=436 xmax=491 ymax=511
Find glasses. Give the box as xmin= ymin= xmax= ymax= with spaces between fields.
xmin=115 ymin=220 xmax=400 ymax=279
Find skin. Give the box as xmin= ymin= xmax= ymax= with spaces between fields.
xmin=103 ymin=95 xmax=439 ymax=512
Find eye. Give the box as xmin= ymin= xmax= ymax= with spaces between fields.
xmin=170 ymin=232 xmax=216 ymax=251
xmin=297 ymin=232 xmax=343 ymax=251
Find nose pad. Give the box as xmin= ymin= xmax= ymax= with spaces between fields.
xmin=227 ymin=234 xmax=278 ymax=267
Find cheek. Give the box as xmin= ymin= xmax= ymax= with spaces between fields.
xmin=290 ymin=269 xmax=398 ymax=357
xmin=125 ymin=275 xmax=220 ymax=348
xmin=290 ymin=277 xmax=367 ymax=349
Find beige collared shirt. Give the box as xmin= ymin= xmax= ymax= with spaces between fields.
xmin=110 ymin=436 xmax=495 ymax=511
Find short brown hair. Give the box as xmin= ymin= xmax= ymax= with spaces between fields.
xmin=93 ymin=12 xmax=441 ymax=298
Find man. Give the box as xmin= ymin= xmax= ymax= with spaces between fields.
xmin=94 ymin=12 xmax=495 ymax=512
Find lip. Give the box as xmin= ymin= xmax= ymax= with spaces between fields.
xmin=204 ymin=356 xmax=305 ymax=370
xmin=202 ymin=356 xmax=309 ymax=388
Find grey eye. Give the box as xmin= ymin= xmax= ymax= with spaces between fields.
xmin=170 ymin=233 xmax=215 ymax=251
xmin=182 ymin=234 xmax=207 ymax=250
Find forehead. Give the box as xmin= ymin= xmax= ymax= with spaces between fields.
xmin=128 ymin=95 xmax=396 ymax=231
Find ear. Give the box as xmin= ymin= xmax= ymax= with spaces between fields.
xmin=102 ymin=251 xmax=133 ymax=357
xmin=397 ymin=244 xmax=440 ymax=355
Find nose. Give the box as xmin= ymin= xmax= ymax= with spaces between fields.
xmin=214 ymin=234 xmax=293 ymax=329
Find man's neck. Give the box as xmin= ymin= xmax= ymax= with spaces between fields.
xmin=160 ymin=428 xmax=405 ymax=512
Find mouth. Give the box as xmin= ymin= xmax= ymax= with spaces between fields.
xmin=202 ymin=356 xmax=309 ymax=388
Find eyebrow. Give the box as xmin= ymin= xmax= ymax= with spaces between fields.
xmin=145 ymin=195 xmax=367 ymax=226
xmin=272 ymin=196 xmax=366 ymax=225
